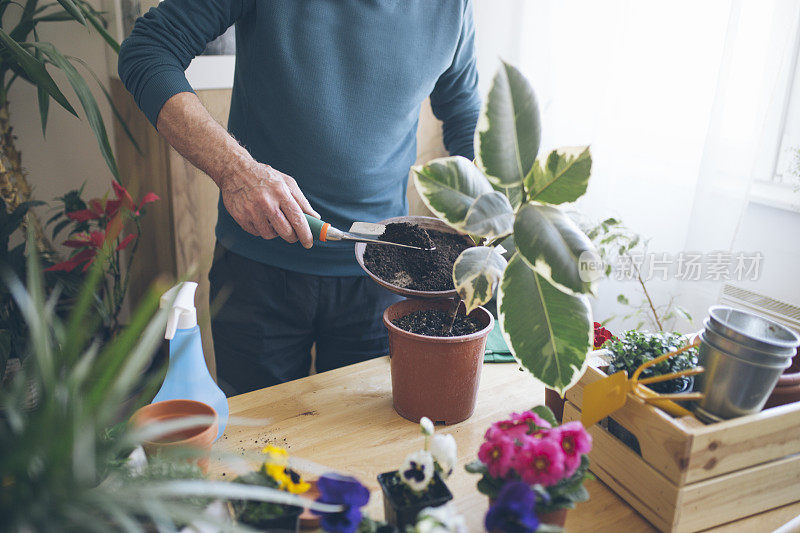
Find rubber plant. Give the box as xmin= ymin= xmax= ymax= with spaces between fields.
xmin=0 ymin=0 xmax=138 ymax=255
xmin=412 ymin=61 xmax=597 ymax=393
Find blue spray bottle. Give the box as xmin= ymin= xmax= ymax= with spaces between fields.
xmin=152 ymin=282 xmax=228 ymax=441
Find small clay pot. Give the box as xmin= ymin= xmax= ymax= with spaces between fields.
xmin=299 ymin=479 xmax=321 ymax=530
xmin=544 ymin=389 xmax=565 ymax=423
xmin=538 ymin=508 xmax=568 ymax=527
xmin=765 ymin=350 xmax=800 ymax=408
xmin=384 ymin=299 xmax=493 ymax=425
xmin=130 ymin=399 xmax=218 ymax=472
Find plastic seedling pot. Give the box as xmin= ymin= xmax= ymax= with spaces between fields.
xmin=240 ymin=505 xmax=302 ymax=532
xmin=377 ymin=471 xmax=453 ymax=529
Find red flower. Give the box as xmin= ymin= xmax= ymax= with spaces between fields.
xmin=65 ymin=181 xmax=159 ymax=223
xmin=512 ymin=436 xmax=566 ymax=487
xmin=593 ymin=322 xmax=615 ymax=348
xmin=111 ymin=180 xmax=159 ymax=216
xmin=550 ymin=421 xmax=592 ymax=476
xmin=478 ymin=435 xmax=516 ymax=479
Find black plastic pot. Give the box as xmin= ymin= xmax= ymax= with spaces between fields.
xmin=377 ymin=471 xmax=453 ymax=529
xmin=240 ymin=505 xmax=302 ymax=532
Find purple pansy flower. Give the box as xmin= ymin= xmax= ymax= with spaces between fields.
xmin=312 ymin=473 xmax=370 ymax=533
xmin=484 ymin=481 xmax=540 ymax=533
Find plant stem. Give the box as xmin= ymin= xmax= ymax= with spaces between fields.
xmin=630 ymin=259 xmax=663 ymax=331
xmin=442 ymin=296 xmax=461 ymax=336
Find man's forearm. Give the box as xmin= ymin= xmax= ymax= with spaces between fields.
xmin=153 ymin=91 xmax=318 ymax=248
xmin=155 ymin=91 xmax=254 ymax=188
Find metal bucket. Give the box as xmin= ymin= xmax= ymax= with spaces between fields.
xmin=695 ymin=332 xmax=791 ymax=421
xmin=707 ymin=306 xmax=800 ymax=354
xmin=702 ymin=318 xmax=793 ymax=365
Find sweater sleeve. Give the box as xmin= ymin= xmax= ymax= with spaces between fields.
xmin=118 ymin=0 xmax=253 ymax=128
xmin=429 ymin=0 xmax=481 ymax=160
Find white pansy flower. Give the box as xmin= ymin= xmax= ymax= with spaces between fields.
xmin=399 ymin=450 xmax=434 ymax=493
xmin=414 ymin=504 xmax=467 ymax=533
xmin=420 ymin=416 xmax=434 ymax=436
xmin=430 ymin=433 xmax=457 ymax=480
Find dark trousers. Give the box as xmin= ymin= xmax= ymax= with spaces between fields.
xmin=209 ymin=245 xmax=402 ymax=395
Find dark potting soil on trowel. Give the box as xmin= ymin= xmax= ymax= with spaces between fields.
xmin=362 ymin=222 xmax=469 ymax=291
xmin=393 ymin=309 xmax=482 ymax=337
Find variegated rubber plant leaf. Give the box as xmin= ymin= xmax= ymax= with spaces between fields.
xmin=461 ymin=191 xmax=514 ymax=240
xmin=452 ymin=246 xmax=508 ymax=313
xmin=526 ymin=146 xmax=592 ymax=204
xmin=476 ymin=61 xmax=541 ymax=209
xmin=412 ymin=156 xmax=493 ymax=228
xmin=498 ymin=254 xmax=592 ymax=393
xmin=513 ymin=202 xmax=598 ymax=296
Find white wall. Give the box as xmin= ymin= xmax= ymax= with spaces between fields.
xmin=10 ymin=0 xmax=116 ymax=216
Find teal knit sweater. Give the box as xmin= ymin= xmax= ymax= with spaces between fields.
xmin=119 ymin=0 xmax=481 ymax=275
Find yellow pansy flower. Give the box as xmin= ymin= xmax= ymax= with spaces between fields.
xmin=264 ymin=462 xmax=310 ymax=494
xmin=261 ymin=444 xmax=289 ymax=466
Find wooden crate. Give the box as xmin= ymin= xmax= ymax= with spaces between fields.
xmin=563 ymin=365 xmax=800 ymax=532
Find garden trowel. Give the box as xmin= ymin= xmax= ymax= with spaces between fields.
xmin=304 ymin=214 xmax=435 ymax=251
xmin=581 ymin=339 xmax=705 ymax=427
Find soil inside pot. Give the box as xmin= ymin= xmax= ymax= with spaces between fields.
xmin=380 ymin=471 xmax=451 ymax=507
xmin=363 ymin=223 xmax=470 ymax=291
xmin=393 ymin=309 xmax=482 ymax=337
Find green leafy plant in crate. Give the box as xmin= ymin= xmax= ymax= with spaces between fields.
xmin=412 ymin=62 xmax=598 ymax=393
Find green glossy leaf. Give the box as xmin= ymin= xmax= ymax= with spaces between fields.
xmin=78 ymin=2 xmax=120 ymax=53
xmin=452 ymin=246 xmax=507 ymax=313
xmin=498 ymin=254 xmax=592 ymax=393
xmin=55 ymin=0 xmax=86 ymax=25
xmin=0 ymin=30 xmax=76 ymax=116
xmin=462 ymin=191 xmax=514 ymax=239
xmin=514 ymin=203 xmax=598 ymax=296
xmin=412 ymin=155 xmax=493 ymax=227
xmin=476 ymin=61 xmax=541 ymax=206
xmin=33 ymin=31 xmax=49 ymax=136
xmin=34 ymin=10 xmax=83 ymax=22
xmin=30 ymin=42 xmax=120 ymax=179
xmin=71 ymin=56 xmax=141 ymax=153
xmin=526 ymin=146 xmax=592 ymax=204
xmin=530 ymin=405 xmax=558 ymax=427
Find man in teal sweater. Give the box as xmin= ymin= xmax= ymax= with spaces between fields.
xmin=119 ymin=0 xmax=481 ymax=393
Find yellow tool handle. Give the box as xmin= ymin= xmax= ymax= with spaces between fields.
xmin=630 ymin=338 xmax=701 ymax=382
xmin=636 ymin=366 xmax=705 ymax=385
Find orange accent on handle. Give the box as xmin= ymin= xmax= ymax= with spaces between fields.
xmin=319 ymin=223 xmax=330 ymax=242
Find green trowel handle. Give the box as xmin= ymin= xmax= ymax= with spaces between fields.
xmin=305 ymin=213 xmax=331 ymax=242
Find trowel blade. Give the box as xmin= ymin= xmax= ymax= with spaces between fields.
xmin=348 ymin=221 xmax=385 ymax=235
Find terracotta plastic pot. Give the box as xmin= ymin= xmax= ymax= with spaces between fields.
xmin=130 ymin=399 xmax=218 ymax=471
xmin=384 ymin=298 xmax=493 ymax=425
xmin=544 ymin=389 xmax=565 ymax=423
xmin=538 ymin=508 xmax=568 ymax=527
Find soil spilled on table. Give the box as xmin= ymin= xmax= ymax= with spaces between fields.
xmin=393 ymin=309 xmax=483 ymax=337
xmin=362 ymin=222 xmax=470 ymax=291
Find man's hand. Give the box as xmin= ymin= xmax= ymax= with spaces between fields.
xmin=154 ymin=92 xmax=320 ymax=248
xmin=220 ymin=160 xmax=320 ymax=248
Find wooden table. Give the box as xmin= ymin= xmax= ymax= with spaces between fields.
xmin=210 ymin=357 xmax=800 ymax=532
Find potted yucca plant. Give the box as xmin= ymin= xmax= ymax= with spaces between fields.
xmin=404 ymin=61 xmax=598 ymax=403
xmin=0 ymin=227 xmax=345 ymax=531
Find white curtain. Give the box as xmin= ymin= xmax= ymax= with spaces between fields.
xmin=506 ymin=0 xmax=800 ymax=330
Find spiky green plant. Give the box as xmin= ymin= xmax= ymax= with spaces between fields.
xmin=0 ymin=226 xmax=342 ymax=531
